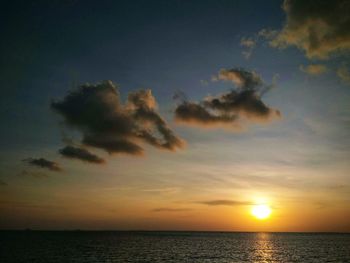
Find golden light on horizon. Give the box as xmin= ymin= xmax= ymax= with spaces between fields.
xmin=251 ymin=204 xmax=272 ymax=220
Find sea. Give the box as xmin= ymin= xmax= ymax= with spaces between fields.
xmin=1 ymin=231 xmax=350 ymax=262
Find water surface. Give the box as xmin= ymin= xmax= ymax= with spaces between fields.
xmin=1 ymin=231 xmax=349 ymax=262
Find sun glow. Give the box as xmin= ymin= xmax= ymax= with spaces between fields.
xmin=251 ymin=204 xmax=271 ymax=220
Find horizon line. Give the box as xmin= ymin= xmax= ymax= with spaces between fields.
xmin=1 ymin=229 xmax=349 ymax=234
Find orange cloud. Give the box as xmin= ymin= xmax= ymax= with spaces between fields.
xmin=269 ymin=0 xmax=350 ymax=59
xmin=299 ymin=64 xmax=328 ymax=75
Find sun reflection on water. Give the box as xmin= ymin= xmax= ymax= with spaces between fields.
xmin=252 ymin=233 xmax=275 ymax=263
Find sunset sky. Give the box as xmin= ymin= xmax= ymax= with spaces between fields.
xmin=1 ymin=0 xmax=350 ymax=232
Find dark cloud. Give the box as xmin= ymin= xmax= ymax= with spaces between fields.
xmin=175 ymin=102 xmax=239 ymax=128
xmin=198 ymin=200 xmax=252 ymax=206
xmin=23 ymin=158 xmax=62 ymax=172
xmin=203 ymin=90 xmax=280 ymax=121
xmin=152 ymin=208 xmax=192 ymax=212
xmin=51 ymin=81 xmax=184 ymax=155
xmin=59 ymin=145 xmax=105 ymax=164
xmin=269 ymin=0 xmax=350 ymax=59
xmin=175 ymin=68 xmax=281 ymax=128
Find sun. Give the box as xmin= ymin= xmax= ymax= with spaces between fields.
xmin=251 ymin=204 xmax=272 ymax=220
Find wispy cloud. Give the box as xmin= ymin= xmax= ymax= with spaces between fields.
xmin=59 ymin=145 xmax=105 ymax=164
xmin=152 ymin=208 xmax=192 ymax=212
xmin=300 ymin=64 xmax=328 ymax=75
xmin=197 ymin=200 xmax=252 ymax=206
xmin=22 ymin=158 xmax=62 ymax=172
xmin=240 ymin=37 xmax=256 ymax=59
xmin=337 ymin=65 xmax=350 ymax=85
xmin=18 ymin=170 xmax=49 ymax=178
xmin=142 ymin=187 xmax=180 ymax=194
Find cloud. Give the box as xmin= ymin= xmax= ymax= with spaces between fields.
xmin=240 ymin=37 xmax=256 ymax=59
xmin=198 ymin=200 xmax=252 ymax=206
xmin=239 ymin=30 xmax=279 ymax=60
xmin=212 ymin=68 xmax=263 ymax=89
xmin=268 ymin=0 xmax=350 ymax=59
xmin=175 ymin=68 xmax=281 ymax=129
xmin=59 ymin=145 xmax=105 ymax=164
xmin=142 ymin=187 xmax=179 ymax=194
xmin=299 ymin=64 xmax=328 ymax=75
xmin=18 ymin=170 xmax=49 ymax=178
xmin=258 ymin=28 xmax=278 ymax=40
xmin=51 ymin=81 xmax=184 ymax=156
xmin=152 ymin=208 xmax=192 ymax=212
xmin=200 ymin=79 xmax=209 ymax=86
xmin=23 ymin=158 xmax=62 ymax=172
xmin=175 ymin=102 xmax=240 ymax=128
xmin=337 ymin=65 xmax=350 ymax=84
xmin=240 ymin=38 xmax=256 ymax=48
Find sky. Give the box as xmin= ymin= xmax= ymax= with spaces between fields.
xmin=0 ymin=0 xmax=350 ymax=232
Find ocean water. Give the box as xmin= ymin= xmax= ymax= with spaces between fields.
xmin=1 ymin=231 xmax=350 ymax=262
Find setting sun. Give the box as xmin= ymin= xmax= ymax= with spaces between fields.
xmin=251 ymin=204 xmax=272 ymax=220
